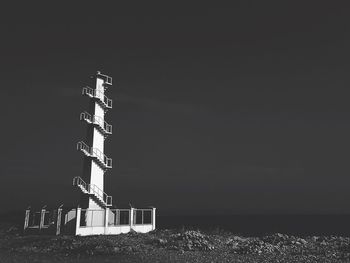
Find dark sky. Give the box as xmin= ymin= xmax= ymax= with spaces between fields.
xmin=1 ymin=2 xmax=350 ymax=214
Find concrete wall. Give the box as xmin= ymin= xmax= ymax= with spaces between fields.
xmin=76 ymin=225 xmax=154 ymax=236
xmin=89 ymin=161 xmax=104 ymax=202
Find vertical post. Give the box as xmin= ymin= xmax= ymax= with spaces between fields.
xmin=130 ymin=208 xmax=134 ymax=230
xmin=152 ymin=208 xmax=156 ymax=230
xmin=24 ymin=209 xmax=30 ymax=232
xmin=39 ymin=209 xmax=45 ymax=231
xmin=75 ymin=207 xmax=81 ymax=235
xmin=56 ymin=208 xmax=62 ymax=235
xmin=104 ymin=208 xmax=109 ymax=234
xmin=105 ymin=208 xmax=109 ymax=227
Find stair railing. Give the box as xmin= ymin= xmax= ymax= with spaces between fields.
xmin=77 ymin=141 xmax=91 ymax=155
xmin=80 ymin=112 xmax=112 ymax=135
xmin=77 ymin=141 xmax=112 ymax=168
xmin=82 ymin=87 xmax=112 ymax=109
xmin=97 ymin=72 xmax=112 ymax=85
xmin=73 ymin=176 xmax=112 ymax=206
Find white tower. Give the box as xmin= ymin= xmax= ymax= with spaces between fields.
xmin=23 ymin=72 xmax=156 ymax=235
xmin=74 ymin=72 xmax=113 ymax=211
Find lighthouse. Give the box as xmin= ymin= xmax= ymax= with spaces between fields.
xmin=74 ymin=71 xmax=113 ymax=212
xmin=24 ymin=71 xmax=156 ymax=236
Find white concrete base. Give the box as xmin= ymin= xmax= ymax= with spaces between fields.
xmin=76 ymin=224 xmax=154 ymax=236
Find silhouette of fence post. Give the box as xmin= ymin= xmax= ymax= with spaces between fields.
xmin=56 ymin=207 xmax=63 ymax=235
xmin=39 ymin=209 xmax=45 ymax=231
xmin=24 ymin=209 xmax=30 ymax=232
xmin=130 ymin=207 xmax=134 ymax=230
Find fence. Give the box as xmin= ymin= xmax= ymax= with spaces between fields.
xmin=80 ymin=209 xmax=105 ymax=227
xmin=108 ymin=209 xmax=131 ymax=226
xmin=24 ymin=207 xmax=65 ymax=235
xmin=24 ymin=207 xmax=156 ymax=236
xmin=134 ymin=209 xmax=152 ymax=225
xmin=75 ymin=207 xmax=156 ymax=236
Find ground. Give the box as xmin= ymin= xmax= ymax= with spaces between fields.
xmin=2 ymin=223 xmax=350 ymax=262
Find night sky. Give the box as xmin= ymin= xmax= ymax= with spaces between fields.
xmin=1 ymin=2 xmax=350 ymax=215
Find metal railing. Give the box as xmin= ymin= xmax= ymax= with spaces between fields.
xmin=73 ymin=176 xmax=88 ymax=192
xmin=80 ymin=209 xmax=105 ymax=227
xmin=133 ymin=209 xmax=153 ymax=225
xmin=77 ymin=141 xmax=112 ymax=169
xmin=97 ymin=72 xmax=112 ymax=85
xmin=82 ymin=87 xmax=112 ymax=109
xmin=108 ymin=209 xmax=131 ymax=226
xmin=73 ymin=176 xmax=112 ymax=207
xmin=80 ymin=112 xmax=112 ymax=135
xmin=26 ymin=210 xmax=54 ymax=229
xmin=28 ymin=212 xmax=41 ymax=228
xmin=77 ymin=208 xmax=153 ymax=227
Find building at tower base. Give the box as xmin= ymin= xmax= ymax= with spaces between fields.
xmin=24 ymin=205 xmax=156 ymax=236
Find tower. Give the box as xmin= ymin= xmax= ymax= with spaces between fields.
xmin=74 ymin=72 xmax=113 ymax=210
xmin=24 ymin=71 xmax=156 ymax=236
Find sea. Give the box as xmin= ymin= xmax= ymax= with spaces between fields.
xmin=3 ymin=211 xmax=350 ymax=237
xmin=157 ymin=214 xmax=350 ymax=237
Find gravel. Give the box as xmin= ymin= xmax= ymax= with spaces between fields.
xmin=1 ymin=225 xmax=350 ymax=262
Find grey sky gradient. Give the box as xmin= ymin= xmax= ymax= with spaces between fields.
xmin=1 ymin=2 xmax=350 ymax=214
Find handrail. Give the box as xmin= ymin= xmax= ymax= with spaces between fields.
xmin=73 ymin=176 xmax=112 ymax=206
xmin=77 ymin=141 xmax=112 ymax=168
xmin=133 ymin=209 xmax=153 ymax=225
xmin=97 ymin=72 xmax=112 ymax=85
xmin=82 ymin=87 xmax=112 ymax=109
xmin=80 ymin=112 xmax=112 ymax=134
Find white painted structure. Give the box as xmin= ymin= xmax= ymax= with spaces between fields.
xmin=75 ymin=72 xmax=113 ymax=211
xmin=24 ymin=72 xmax=156 ymax=236
xmin=73 ymin=72 xmax=156 ymax=236
xmin=75 ymin=207 xmax=156 ymax=236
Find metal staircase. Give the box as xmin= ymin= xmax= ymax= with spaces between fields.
xmin=75 ymin=72 xmax=114 ymax=212
xmin=80 ymin=111 xmax=112 ymax=136
xmin=73 ymin=176 xmax=112 ymax=207
xmin=97 ymin=72 xmax=112 ymax=86
xmin=77 ymin=141 xmax=112 ymax=169
xmin=82 ymin=87 xmax=112 ymax=109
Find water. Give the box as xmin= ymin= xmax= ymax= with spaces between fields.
xmin=3 ymin=211 xmax=350 ymax=237
xmin=157 ymin=214 xmax=350 ymax=237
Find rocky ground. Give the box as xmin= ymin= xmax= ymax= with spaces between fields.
xmin=2 ymin=223 xmax=350 ymax=262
